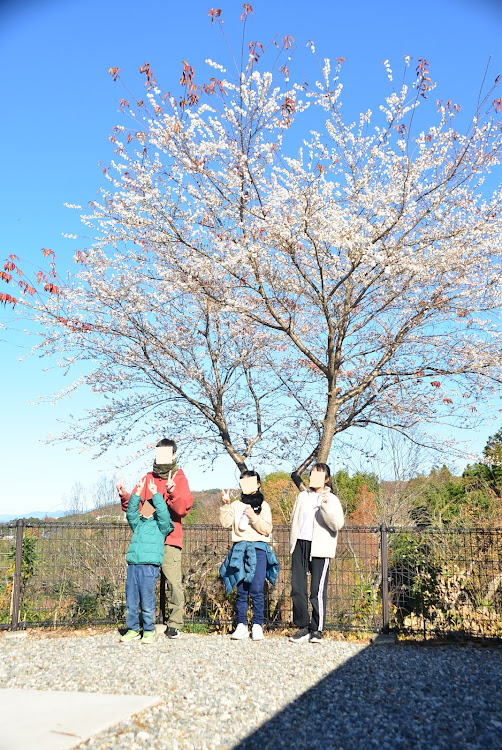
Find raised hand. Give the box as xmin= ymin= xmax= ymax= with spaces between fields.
xmin=148 ymin=478 xmax=158 ymax=495
xmin=242 ymin=505 xmax=256 ymax=520
xmin=134 ymin=477 xmax=146 ymax=496
xmin=165 ymin=470 xmax=176 ymax=493
xmin=320 ymin=488 xmax=330 ymax=502
xmin=115 ymin=472 xmax=126 ymax=498
xmin=221 ymin=489 xmax=231 ymax=504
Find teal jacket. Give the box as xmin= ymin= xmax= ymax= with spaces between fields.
xmin=126 ymin=492 xmax=174 ymax=566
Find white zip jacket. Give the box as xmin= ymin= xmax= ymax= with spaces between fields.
xmin=289 ymin=489 xmax=345 ymax=559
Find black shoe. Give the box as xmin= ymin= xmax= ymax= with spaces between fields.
xmin=165 ymin=627 xmax=180 ymax=639
xmin=310 ymin=630 xmax=323 ymax=643
xmin=289 ymin=626 xmax=310 ymax=643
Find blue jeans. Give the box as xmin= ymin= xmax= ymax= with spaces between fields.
xmin=125 ymin=564 xmax=159 ymax=632
xmin=235 ymin=548 xmax=267 ymax=625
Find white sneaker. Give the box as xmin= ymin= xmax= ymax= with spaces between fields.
xmin=251 ymin=624 xmax=264 ymax=641
xmin=230 ymin=623 xmax=249 ymax=640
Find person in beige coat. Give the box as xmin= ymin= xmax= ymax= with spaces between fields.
xmin=289 ymin=463 xmax=344 ymax=644
xmin=219 ymin=470 xmax=274 ymax=641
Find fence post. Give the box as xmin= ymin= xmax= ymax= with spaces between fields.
xmin=11 ymin=519 xmax=24 ymax=631
xmin=381 ymin=524 xmax=389 ymax=634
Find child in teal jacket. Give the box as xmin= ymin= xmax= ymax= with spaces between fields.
xmin=121 ymin=477 xmax=173 ymax=643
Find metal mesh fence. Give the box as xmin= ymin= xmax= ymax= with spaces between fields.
xmin=0 ymin=521 xmax=130 ymax=628
xmin=388 ymin=527 xmax=502 ymax=638
xmin=1 ymin=521 xmax=501 ymax=637
xmin=0 ymin=524 xmax=15 ymax=625
xmin=332 ymin=527 xmax=382 ymax=631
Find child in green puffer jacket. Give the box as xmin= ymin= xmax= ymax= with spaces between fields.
xmin=120 ymin=477 xmax=173 ymax=643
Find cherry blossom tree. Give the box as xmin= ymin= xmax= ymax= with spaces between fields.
xmin=2 ymin=6 xmax=502 ymax=477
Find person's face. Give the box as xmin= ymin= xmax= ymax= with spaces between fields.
xmin=320 ymin=473 xmax=330 ymax=490
xmin=140 ymin=499 xmax=155 ymax=518
xmin=155 ymin=446 xmax=175 ymax=463
xmin=310 ymin=468 xmax=326 ymax=489
xmin=240 ymin=476 xmax=259 ymax=494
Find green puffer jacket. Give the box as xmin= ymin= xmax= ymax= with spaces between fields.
xmin=126 ymin=492 xmax=174 ymax=565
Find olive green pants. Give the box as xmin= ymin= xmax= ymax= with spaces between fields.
xmin=161 ymin=545 xmax=184 ymax=629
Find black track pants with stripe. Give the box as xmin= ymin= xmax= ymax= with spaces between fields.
xmin=291 ymin=539 xmax=330 ymax=632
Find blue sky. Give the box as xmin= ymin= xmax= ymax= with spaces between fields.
xmin=1 ymin=0 xmax=501 ymax=515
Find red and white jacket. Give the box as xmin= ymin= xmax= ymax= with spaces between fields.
xmin=121 ymin=469 xmax=193 ymax=549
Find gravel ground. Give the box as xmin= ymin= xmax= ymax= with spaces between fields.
xmin=1 ymin=630 xmax=501 ymax=750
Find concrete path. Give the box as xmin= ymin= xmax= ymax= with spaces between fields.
xmin=0 ymin=688 xmax=161 ymax=750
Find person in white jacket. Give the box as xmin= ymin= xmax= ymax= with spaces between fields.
xmin=289 ymin=463 xmax=344 ymax=643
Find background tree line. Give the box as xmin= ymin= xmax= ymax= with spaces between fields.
xmin=55 ymin=426 xmax=502 ymax=529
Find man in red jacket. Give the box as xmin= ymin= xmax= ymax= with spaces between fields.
xmin=117 ymin=438 xmax=193 ymax=638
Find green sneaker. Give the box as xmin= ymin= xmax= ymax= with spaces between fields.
xmin=120 ymin=629 xmax=141 ymax=643
xmin=141 ymin=630 xmax=155 ymax=644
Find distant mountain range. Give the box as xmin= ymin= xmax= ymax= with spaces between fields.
xmin=0 ymin=488 xmax=222 ymax=524
xmin=0 ymin=510 xmax=71 ymax=523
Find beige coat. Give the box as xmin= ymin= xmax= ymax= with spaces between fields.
xmin=289 ymin=489 xmax=344 ymax=559
xmin=219 ymin=500 xmax=273 ymax=543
